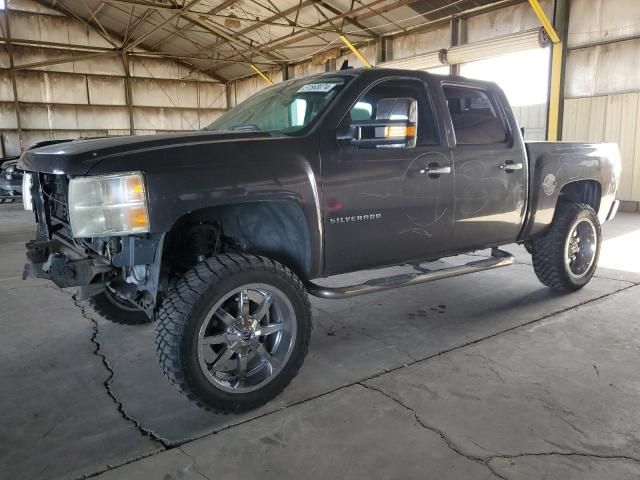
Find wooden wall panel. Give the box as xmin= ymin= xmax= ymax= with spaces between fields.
xmin=587 ymin=96 xmax=607 ymax=142
xmin=619 ymin=93 xmax=639 ymax=201
xmin=564 ymin=93 xmax=640 ymax=201
xmin=512 ymin=103 xmax=547 ymax=140
xmin=573 ymin=97 xmax=592 ymax=141
xmin=630 ymin=94 xmax=640 ymax=201
xmin=562 ymin=98 xmax=578 ymax=141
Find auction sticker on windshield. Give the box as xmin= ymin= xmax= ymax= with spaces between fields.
xmin=298 ymin=83 xmax=338 ymax=93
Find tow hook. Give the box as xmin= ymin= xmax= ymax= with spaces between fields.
xmin=42 ymin=253 xmax=76 ymax=282
xmin=23 ymin=239 xmax=114 ymax=288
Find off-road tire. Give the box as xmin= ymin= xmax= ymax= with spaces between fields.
xmin=155 ymin=254 xmax=312 ymax=414
xmin=89 ymin=290 xmax=152 ymax=325
xmin=531 ymin=202 xmax=601 ymax=291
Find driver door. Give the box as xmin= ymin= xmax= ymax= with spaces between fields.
xmin=321 ymin=78 xmax=455 ymax=276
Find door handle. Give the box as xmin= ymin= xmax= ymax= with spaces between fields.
xmin=499 ymin=162 xmax=523 ymax=172
xmin=419 ymin=165 xmax=451 ymax=176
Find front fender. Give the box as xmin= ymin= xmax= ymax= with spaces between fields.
xmin=87 ymin=135 xmax=324 ymax=278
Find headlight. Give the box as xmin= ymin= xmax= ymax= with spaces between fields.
xmin=22 ymin=172 xmax=33 ymax=211
xmin=68 ymin=172 xmax=150 ymax=237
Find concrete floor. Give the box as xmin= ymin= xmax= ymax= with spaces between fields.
xmin=1 ymin=204 xmax=640 ymax=480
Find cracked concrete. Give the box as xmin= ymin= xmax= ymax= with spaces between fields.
xmin=362 ymin=284 xmax=640 ymax=478
xmin=96 ymin=385 xmax=503 ymax=480
xmin=361 ymin=382 xmax=640 ymax=480
xmin=93 ymin=281 xmax=640 ymax=480
xmin=0 ymin=214 xmax=161 ymax=480
xmin=72 ymin=294 xmax=170 ymax=449
xmin=177 ymin=446 xmax=211 ymax=480
xmin=92 ymin=258 xmax=630 ymax=447
xmin=2 ymin=203 xmax=640 ymax=479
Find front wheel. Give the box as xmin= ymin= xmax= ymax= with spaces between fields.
xmin=531 ymin=202 xmax=601 ymax=291
xmin=89 ymin=287 xmax=152 ymax=325
xmin=155 ymin=254 xmax=312 ymax=413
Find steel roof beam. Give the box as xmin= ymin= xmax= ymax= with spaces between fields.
xmin=311 ymin=0 xmax=379 ymax=38
xmin=147 ymin=0 xmax=239 ymax=50
xmin=210 ymin=0 xmax=392 ymax=64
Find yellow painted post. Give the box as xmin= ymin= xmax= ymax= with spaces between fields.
xmin=547 ymin=42 xmax=564 ymax=141
xmin=527 ymin=0 xmax=560 ymax=43
xmin=250 ymin=64 xmax=273 ymax=85
xmin=528 ymin=0 xmax=566 ymax=141
xmin=339 ymin=35 xmax=373 ymax=68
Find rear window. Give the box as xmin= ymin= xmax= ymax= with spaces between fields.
xmin=443 ymin=85 xmax=508 ymax=145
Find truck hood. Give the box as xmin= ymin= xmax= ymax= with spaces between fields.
xmin=18 ymin=131 xmax=272 ymax=175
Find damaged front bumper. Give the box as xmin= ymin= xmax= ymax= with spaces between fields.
xmin=23 ymin=237 xmax=115 ymax=299
xmin=22 ymin=171 xmax=164 ymax=315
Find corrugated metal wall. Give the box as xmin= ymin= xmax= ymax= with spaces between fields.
xmin=6 ymin=0 xmax=640 ymax=204
xmin=563 ymin=0 xmax=640 ymax=202
xmin=0 ymin=0 xmax=226 ymax=156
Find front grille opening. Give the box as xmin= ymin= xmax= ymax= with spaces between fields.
xmin=41 ymin=173 xmax=70 ymax=225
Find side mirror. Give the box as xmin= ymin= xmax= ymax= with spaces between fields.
xmin=338 ymin=120 xmax=417 ymax=149
xmin=336 ymin=125 xmax=358 ymax=143
xmin=337 ymin=97 xmax=418 ymax=149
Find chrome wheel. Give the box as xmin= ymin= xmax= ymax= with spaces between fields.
xmin=197 ymin=283 xmax=297 ymax=393
xmin=564 ymin=218 xmax=597 ymax=279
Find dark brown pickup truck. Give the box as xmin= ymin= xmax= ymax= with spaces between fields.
xmin=19 ymin=68 xmax=621 ymax=413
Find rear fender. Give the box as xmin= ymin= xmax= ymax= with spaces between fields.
xmin=519 ymin=142 xmax=620 ymax=240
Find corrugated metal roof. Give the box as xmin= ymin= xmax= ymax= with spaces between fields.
xmin=35 ymin=0 xmax=503 ymax=81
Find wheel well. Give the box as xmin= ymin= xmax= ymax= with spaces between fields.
xmin=558 ymin=180 xmax=601 ymax=213
xmin=162 ymin=201 xmax=312 ymax=283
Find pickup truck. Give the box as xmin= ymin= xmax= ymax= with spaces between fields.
xmin=0 ymin=158 xmax=21 ymax=203
xmin=18 ymin=68 xmax=621 ymax=413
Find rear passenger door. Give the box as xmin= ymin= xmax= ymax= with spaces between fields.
xmin=443 ymin=83 xmax=527 ymax=251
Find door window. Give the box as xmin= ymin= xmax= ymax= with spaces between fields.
xmin=348 ymin=79 xmax=439 ymax=145
xmin=443 ymin=85 xmax=508 ymax=145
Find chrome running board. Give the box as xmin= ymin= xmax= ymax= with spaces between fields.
xmin=305 ymin=248 xmax=514 ymax=300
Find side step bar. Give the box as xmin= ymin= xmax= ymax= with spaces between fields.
xmin=305 ymin=248 xmax=514 ymax=300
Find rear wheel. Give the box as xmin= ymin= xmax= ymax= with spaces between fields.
xmin=89 ymin=287 xmax=152 ymax=325
xmin=155 ymin=254 xmax=311 ymax=413
xmin=531 ymin=202 xmax=601 ymax=291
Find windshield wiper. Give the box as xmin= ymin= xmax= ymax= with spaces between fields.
xmin=228 ymin=123 xmax=262 ymax=132
xmin=205 ymin=123 xmax=280 ymax=136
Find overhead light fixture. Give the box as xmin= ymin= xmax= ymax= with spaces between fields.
xmin=224 ymin=15 xmax=241 ymax=30
xmin=198 ymin=14 xmax=241 ymax=30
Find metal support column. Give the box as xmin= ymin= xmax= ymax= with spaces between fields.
xmin=225 ymin=81 xmax=233 ymax=111
xmin=449 ymin=17 xmax=466 ymax=76
xmin=378 ymin=37 xmax=393 ymax=64
xmin=325 ymin=58 xmax=336 ymax=72
xmin=548 ymin=0 xmax=569 ymax=141
xmin=121 ymin=53 xmax=135 ymax=135
xmin=4 ymin=7 xmax=24 ymax=153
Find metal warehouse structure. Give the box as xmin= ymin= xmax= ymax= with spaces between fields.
xmin=1 ymin=0 xmax=640 ymax=206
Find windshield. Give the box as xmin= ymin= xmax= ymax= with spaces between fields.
xmin=204 ymin=75 xmax=352 ymax=135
